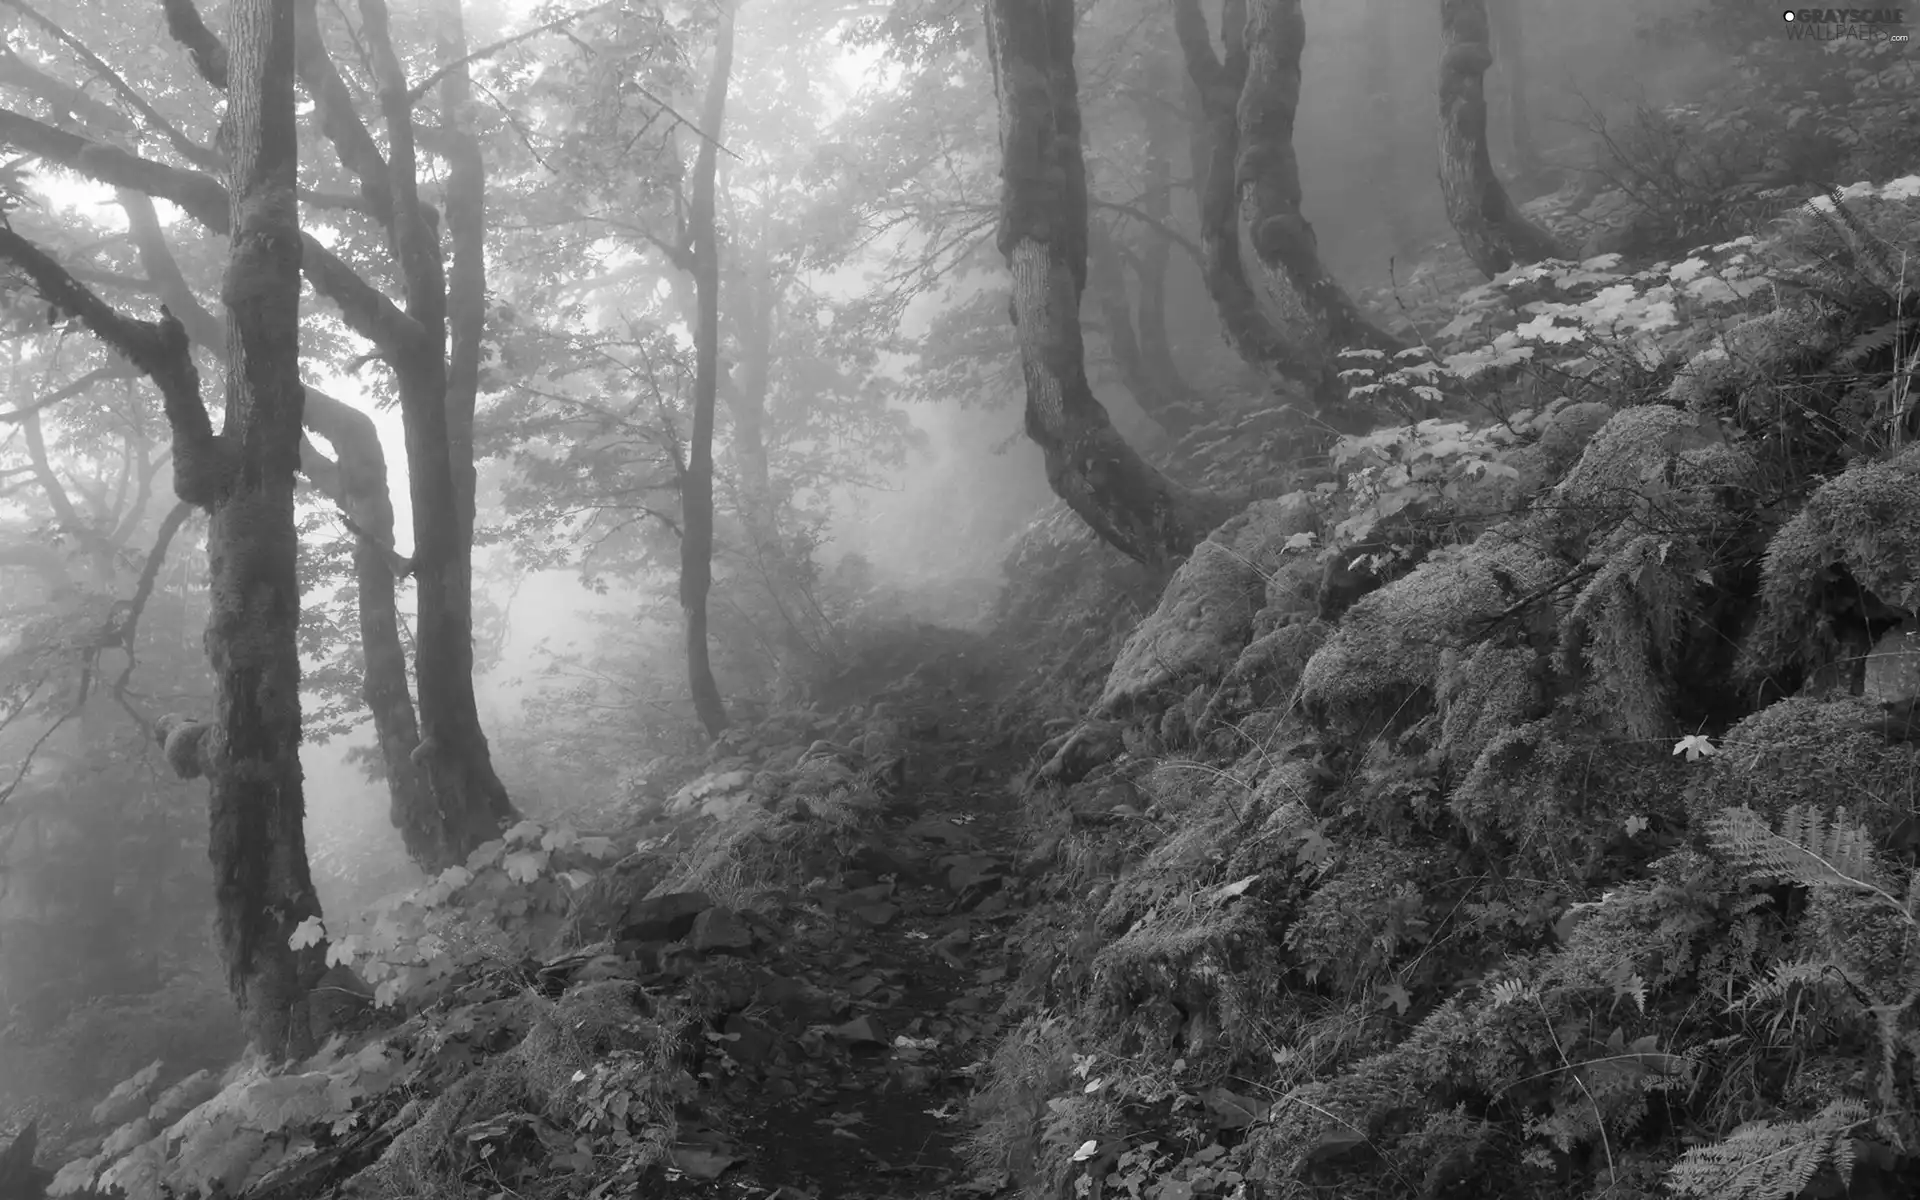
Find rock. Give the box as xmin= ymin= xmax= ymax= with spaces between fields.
xmin=1034 ymin=720 xmax=1125 ymax=785
xmin=1099 ymin=495 xmax=1318 ymax=717
xmin=617 ymin=891 xmax=715 ymax=943
xmin=557 ymin=852 xmax=671 ymax=949
xmin=719 ymin=1014 xmax=780 ymax=1065
xmin=830 ymin=1015 xmax=889 ymax=1047
xmin=1866 ymin=622 xmax=1920 ymax=703
xmin=689 ymin=906 xmax=756 ymax=955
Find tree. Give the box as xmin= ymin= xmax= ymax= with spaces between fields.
xmin=680 ymin=1 xmax=735 ymax=738
xmin=0 ymin=0 xmax=324 ymax=1058
xmin=1437 ymin=0 xmax=1565 ymax=277
xmin=985 ymin=0 xmax=1225 ymax=569
xmin=0 ymin=0 xmax=523 ymax=871
xmin=1174 ymin=0 xmax=1406 ymax=418
xmin=1489 ymin=0 xmax=1541 ymax=189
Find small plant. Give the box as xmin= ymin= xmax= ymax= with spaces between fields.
xmin=292 ymin=820 xmax=622 ymax=1008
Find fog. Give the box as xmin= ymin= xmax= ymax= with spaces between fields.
xmin=1 ymin=0 xmax=1909 ymax=1166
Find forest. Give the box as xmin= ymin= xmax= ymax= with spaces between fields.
xmin=0 ymin=0 xmax=1916 ymax=1198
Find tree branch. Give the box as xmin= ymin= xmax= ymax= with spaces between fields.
xmin=294 ymin=0 xmax=397 ymax=230
xmin=0 ymin=364 xmax=135 ymax=422
xmin=405 ymin=2 xmax=611 ymax=103
xmin=0 ymin=223 xmax=232 ymax=506
xmin=159 ymin=0 xmax=230 ymax=89
xmin=0 ymin=106 xmax=426 ymax=351
xmin=1089 ymin=197 xmax=1202 ymax=266
xmin=0 ymin=0 xmax=220 ymax=169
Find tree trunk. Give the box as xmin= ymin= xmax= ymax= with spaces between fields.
xmin=1236 ymin=1 xmax=1406 ymax=385
xmin=985 ymin=0 xmax=1224 ymax=569
xmin=1172 ymin=0 xmax=1315 ymax=394
xmin=298 ymin=391 xmax=432 ymax=860
xmin=352 ymin=0 xmax=518 ymax=864
xmin=205 ymin=0 xmax=322 ymax=1059
xmin=1131 ymin=52 xmax=1203 ymax=426
xmin=723 ymin=242 xmax=831 ymax=695
xmin=1089 ymin=222 xmax=1199 ymax=437
xmin=1437 ymin=0 xmax=1564 ymax=277
xmin=682 ymin=2 xmax=733 ymax=738
xmin=1489 ymin=0 xmax=1540 ymax=190
xmin=118 ymin=188 xmax=437 ymax=868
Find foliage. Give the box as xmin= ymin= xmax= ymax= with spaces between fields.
xmin=295 ymin=821 xmax=621 ymax=1010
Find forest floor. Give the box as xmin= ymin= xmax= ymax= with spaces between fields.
xmin=647 ymin=644 xmax=1043 ymax=1200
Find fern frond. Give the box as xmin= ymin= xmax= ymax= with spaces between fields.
xmin=1706 ymin=806 xmax=1888 ymax=895
xmin=1666 ymin=1099 xmax=1869 ymax=1199
xmin=1736 ymin=959 xmax=1838 ymax=1012
xmin=1836 ymin=318 xmax=1909 ymax=369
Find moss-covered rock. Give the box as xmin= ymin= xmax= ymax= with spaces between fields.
xmin=1197 ymin=618 xmax=1332 ymax=739
xmin=1552 ymin=403 xmax=1730 ymax=517
xmin=1299 ymin=532 xmax=1561 ymax=734
xmin=1686 ymin=695 xmax=1920 ymax=838
xmin=1742 ymin=447 xmax=1920 ymax=688
xmin=1436 ymin=643 xmax=1541 ymax=772
xmin=1098 ymin=495 xmax=1320 ymax=718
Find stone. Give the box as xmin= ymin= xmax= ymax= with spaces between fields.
xmin=689 ymin=906 xmax=756 ymax=954
xmin=617 ymin=891 xmax=715 ymax=943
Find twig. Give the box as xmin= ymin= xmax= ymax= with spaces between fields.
xmin=405 ymin=2 xmax=614 ymax=103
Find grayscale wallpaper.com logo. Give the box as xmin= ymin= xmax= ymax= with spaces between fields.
xmin=1779 ymin=7 xmax=1912 ymax=40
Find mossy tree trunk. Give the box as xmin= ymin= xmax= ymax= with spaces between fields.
xmin=986 ymin=0 xmax=1225 ymax=569
xmin=1173 ymin=0 xmax=1404 ymax=422
xmin=1437 ymin=0 xmax=1565 ymax=277
xmin=1238 ymin=2 xmax=1406 ymax=366
xmin=1172 ymin=0 xmax=1314 ymax=394
xmin=0 ymin=0 xmax=328 ymax=1058
xmin=323 ymin=0 xmax=518 ymax=863
xmin=120 ymin=190 xmax=432 ymax=855
xmin=204 ymin=0 xmax=324 ymax=1058
xmin=0 ymin=0 xmax=517 ymax=874
xmin=682 ymin=2 xmax=734 ymax=738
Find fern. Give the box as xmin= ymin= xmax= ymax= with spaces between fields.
xmin=1666 ymin=1099 xmax=1867 ymax=1199
xmin=1704 ymin=805 xmax=1905 ymax=920
xmin=1835 ymin=318 xmax=1911 ymax=369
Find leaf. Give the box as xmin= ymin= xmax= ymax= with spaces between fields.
xmin=502 ymin=848 xmax=550 ymax=883
xmin=1284 ymin=531 xmax=1317 ymax=551
xmin=1672 ymin=733 xmax=1717 ymax=763
xmin=1377 ymin=982 xmax=1412 ymax=1015
xmin=1073 ymin=1140 xmax=1100 ymax=1162
xmin=1211 ymin=874 xmax=1258 ymax=904
xmin=288 ymin=916 xmax=326 ymax=951
xmin=504 ymin=819 xmax=544 ymax=845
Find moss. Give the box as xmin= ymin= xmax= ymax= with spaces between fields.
xmin=1197 ymin=617 xmax=1330 ymax=738
xmin=1562 ymin=532 xmax=1700 ymax=740
xmin=1742 ymin=448 xmax=1920 ymax=685
xmin=1451 ymin=712 xmax=1687 ymax=856
xmin=1299 ymin=532 xmax=1560 ymax=734
xmin=1552 ymin=403 xmax=1728 ymax=515
xmin=1686 ymin=695 xmax=1920 ymax=839
xmin=1436 ymin=643 xmax=1540 ymax=773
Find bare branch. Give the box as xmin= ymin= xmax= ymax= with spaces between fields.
xmin=159 ymin=0 xmax=230 ymax=89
